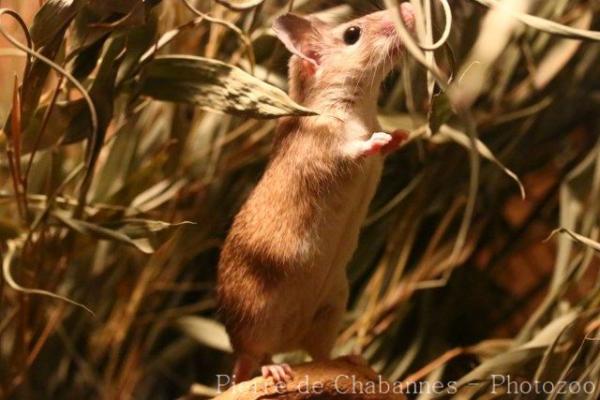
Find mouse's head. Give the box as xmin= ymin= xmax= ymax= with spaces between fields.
xmin=273 ymin=3 xmax=415 ymax=109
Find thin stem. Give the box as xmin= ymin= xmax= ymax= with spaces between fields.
xmin=180 ymin=0 xmax=256 ymax=72
xmin=23 ymin=75 xmax=65 ymax=198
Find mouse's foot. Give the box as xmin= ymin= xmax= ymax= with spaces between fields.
xmin=261 ymin=363 xmax=294 ymax=384
xmin=233 ymin=354 xmax=259 ymax=384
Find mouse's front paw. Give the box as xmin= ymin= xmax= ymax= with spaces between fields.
xmin=362 ymin=132 xmax=393 ymax=156
xmin=381 ymin=129 xmax=410 ymax=154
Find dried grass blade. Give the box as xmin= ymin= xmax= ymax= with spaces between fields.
xmin=2 ymin=240 xmax=94 ymax=315
xmin=437 ymin=124 xmax=526 ymax=198
xmin=472 ymin=0 xmax=600 ymax=41
xmin=547 ymin=228 xmax=600 ymax=253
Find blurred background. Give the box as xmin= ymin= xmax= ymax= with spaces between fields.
xmin=1 ymin=0 xmax=600 ymax=398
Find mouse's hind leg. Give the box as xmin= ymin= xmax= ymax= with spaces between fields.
xmin=302 ymin=296 xmax=347 ymax=361
xmin=233 ymin=354 xmax=260 ymax=383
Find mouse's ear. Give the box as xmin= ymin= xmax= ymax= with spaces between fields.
xmin=273 ymin=13 xmax=323 ymax=67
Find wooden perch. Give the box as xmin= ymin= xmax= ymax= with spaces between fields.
xmin=198 ymin=356 xmax=406 ymax=400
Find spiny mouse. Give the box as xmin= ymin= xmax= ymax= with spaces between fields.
xmin=217 ymin=2 xmax=415 ymax=384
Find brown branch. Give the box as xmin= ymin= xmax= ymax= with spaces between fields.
xmin=187 ymin=357 xmax=407 ymax=400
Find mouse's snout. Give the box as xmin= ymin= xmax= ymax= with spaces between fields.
xmin=380 ymin=2 xmax=416 ymax=37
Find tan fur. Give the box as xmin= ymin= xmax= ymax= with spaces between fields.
xmin=217 ymin=4 xmax=415 ymax=380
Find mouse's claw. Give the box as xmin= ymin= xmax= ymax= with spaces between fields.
xmin=261 ymin=363 xmax=294 ymax=384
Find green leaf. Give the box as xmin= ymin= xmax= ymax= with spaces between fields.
xmin=140 ymin=55 xmax=317 ymax=119
xmin=428 ymin=91 xmax=454 ymax=134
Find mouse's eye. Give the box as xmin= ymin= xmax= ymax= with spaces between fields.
xmin=343 ymin=26 xmax=361 ymax=45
